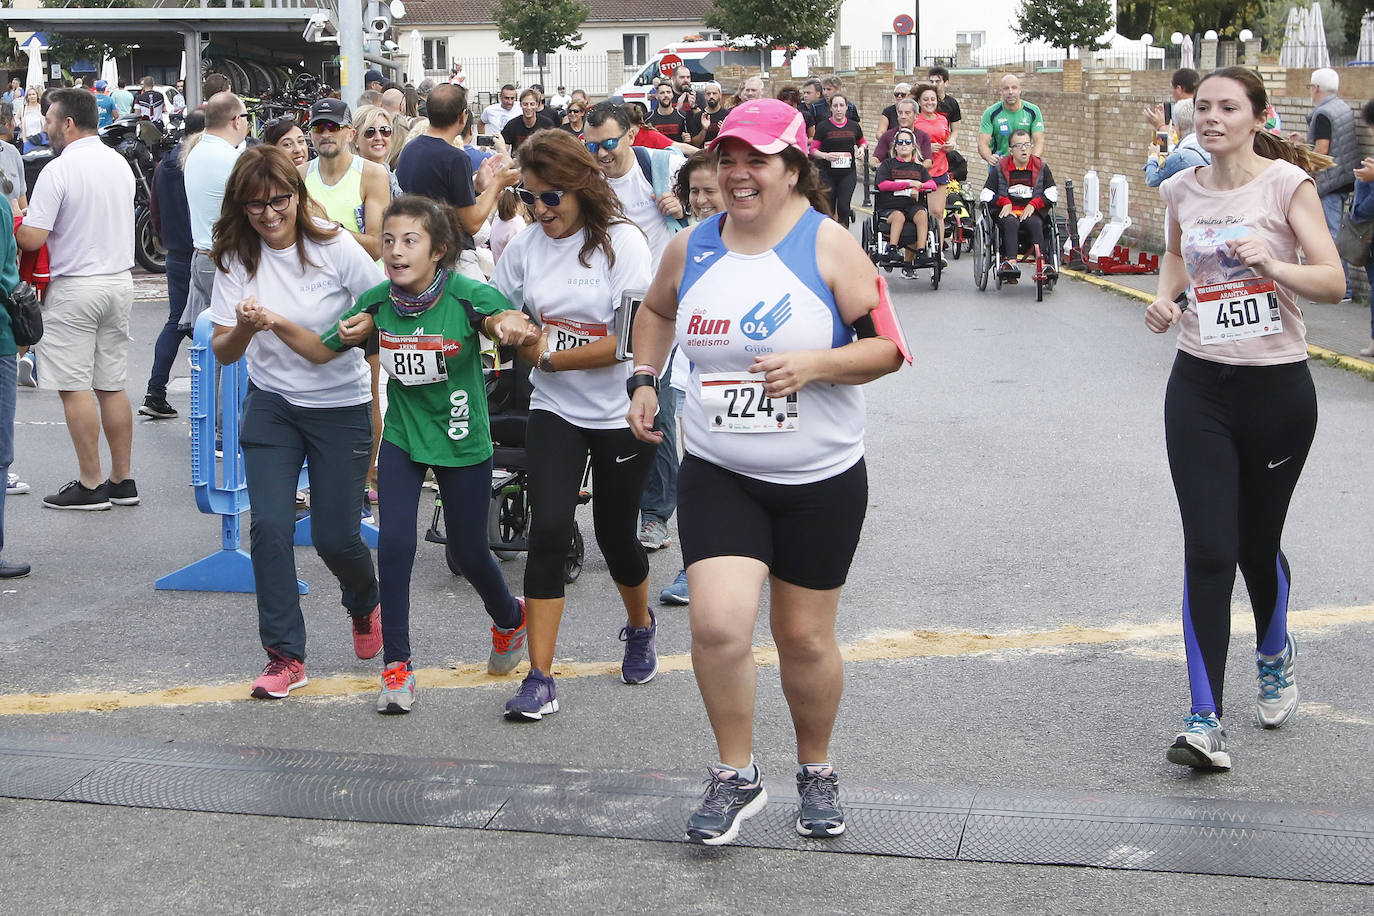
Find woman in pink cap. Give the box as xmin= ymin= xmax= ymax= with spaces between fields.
xmin=627 ymin=98 xmax=904 ymax=846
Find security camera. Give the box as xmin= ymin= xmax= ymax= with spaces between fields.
xmin=368 ymin=15 xmax=390 ymax=35
xmin=384 ymin=40 xmax=399 ymax=52
xmin=303 ymin=12 xmax=331 ymax=42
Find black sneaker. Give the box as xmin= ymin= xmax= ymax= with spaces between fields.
xmin=138 ymin=396 xmax=177 ymax=419
xmin=105 ymin=478 xmax=140 ymax=506
xmin=685 ymin=765 xmax=767 ymax=846
xmin=795 ymin=764 xmax=845 ymax=837
xmin=42 ymin=480 xmax=111 ymax=511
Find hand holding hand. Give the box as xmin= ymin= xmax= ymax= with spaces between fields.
xmin=235 ymin=296 xmax=272 ymax=332
xmin=490 ymin=311 xmax=539 ymax=346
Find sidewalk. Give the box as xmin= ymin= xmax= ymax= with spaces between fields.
xmin=1065 ymin=267 xmax=1374 ymax=376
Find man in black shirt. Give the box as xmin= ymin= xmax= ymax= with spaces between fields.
xmin=689 ymin=81 xmax=726 ymax=146
xmin=928 ymin=66 xmax=962 ymax=128
xmin=647 ymin=83 xmax=690 ymax=144
xmin=500 ymin=88 xmax=556 ymax=151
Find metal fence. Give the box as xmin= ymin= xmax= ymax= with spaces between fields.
xmin=427 ymin=53 xmax=629 ymax=99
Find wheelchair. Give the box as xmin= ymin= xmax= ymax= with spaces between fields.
xmin=971 ymin=186 xmax=1061 ymax=301
xmin=861 ymin=185 xmax=943 ymax=289
xmin=424 ymin=344 xmax=586 ymax=584
xmin=943 ymin=178 xmax=976 ymax=260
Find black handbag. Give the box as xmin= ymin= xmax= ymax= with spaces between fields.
xmin=1336 ymin=210 xmax=1374 ymax=267
xmin=2 ymin=281 xmax=43 ymax=347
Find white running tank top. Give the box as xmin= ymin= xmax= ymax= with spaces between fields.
xmin=676 ymin=208 xmax=865 ymax=485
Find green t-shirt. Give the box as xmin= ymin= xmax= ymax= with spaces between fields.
xmin=323 ymin=273 xmax=510 ymax=468
xmin=0 ymin=197 xmax=19 ymax=357
xmin=979 ymin=100 xmax=1044 ymax=156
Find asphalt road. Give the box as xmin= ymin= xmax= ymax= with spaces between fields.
xmin=1 ymin=259 xmax=1372 ymax=913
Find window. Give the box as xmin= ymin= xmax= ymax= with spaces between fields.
xmin=623 ymin=33 xmax=649 ymax=67
xmin=881 ymin=33 xmax=913 ymax=71
xmin=956 ymin=31 xmax=985 ymax=51
xmin=423 ymin=38 xmax=447 ymax=72
xmin=522 ymin=50 xmax=548 ymax=68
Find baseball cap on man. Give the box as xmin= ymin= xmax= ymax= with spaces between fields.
xmin=365 ymin=69 xmax=385 ymax=86
xmin=708 ymin=98 xmax=808 ymax=156
xmin=94 ymin=79 xmax=109 ymax=91
xmin=309 ymin=97 xmax=351 ymax=126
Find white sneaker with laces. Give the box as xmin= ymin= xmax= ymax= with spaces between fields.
xmin=1255 ymin=633 xmax=1298 ymax=729
xmin=1167 ymin=712 xmax=1230 ymax=770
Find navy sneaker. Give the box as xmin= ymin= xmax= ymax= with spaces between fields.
xmin=795 ymin=764 xmax=845 ymax=837
xmin=505 ymin=667 xmax=558 ymax=721
xmin=619 ymin=609 xmax=658 ymax=684
xmin=659 ymin=569 xmax=689 ymax=606
xmin=685 ymin=765 xmax=768 ymax=846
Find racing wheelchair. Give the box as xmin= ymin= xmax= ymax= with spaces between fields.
xmin=424 ymin=344 xmax=586 ymax=584
xmin=971 ymin=185 xmax=1061 ymax=301
xmin=861 ymin=179 xmax=943 ymax=289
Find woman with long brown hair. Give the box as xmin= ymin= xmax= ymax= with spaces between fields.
xmin=208 ymin=144 xmax=385 ymax=700
xmin=1145 ymin=66 xmax=1343 ymax=770
xmin=489 ymin=128 xmax=658 ymax=721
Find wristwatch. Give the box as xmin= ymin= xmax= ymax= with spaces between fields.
xmin=626 ymin=372 xmax=658 ymax=400
xmin=537 ymin=349 xmax=556 ymax=373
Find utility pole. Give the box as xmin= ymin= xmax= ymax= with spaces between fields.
xmin=339 ymin=0 xmax=364 ymax=109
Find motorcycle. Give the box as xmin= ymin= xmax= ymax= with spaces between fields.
xmin=100 ymin=114 xmax=181 ymax=274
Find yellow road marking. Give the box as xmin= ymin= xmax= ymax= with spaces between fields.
xmin=4 ymin=605 xmax=1373 ymax=717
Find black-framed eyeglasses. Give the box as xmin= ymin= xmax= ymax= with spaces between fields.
xmin=362 ymin=125 xmax=393 ymax=138
xmin=243 ymin=193 xmax=294 ymax=216
xmin=1010 ymin=141 xmax=1033 ymax=151
xmin=232 ymin=112 xmax=248 ymax=122
xmin=584 ymin=129 xmax=629 ymax=154
xmin=511 ymin=185 xmax=567 ymax=207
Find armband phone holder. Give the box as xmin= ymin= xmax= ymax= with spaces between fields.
xmin=872 ymin=276 xmax=914 ymax=364
xmin=614 ymin=289 xmax=647 ymax=361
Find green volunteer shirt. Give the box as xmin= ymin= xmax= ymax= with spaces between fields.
xmin=0 ymin=197 xmax=19 ymax=357
xmin=323 ymin=273 xmax=510 ymax=468
xmin=979 ymin=100 xmax=1044 ymax=156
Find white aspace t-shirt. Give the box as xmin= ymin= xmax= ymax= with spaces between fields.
xmin=23 ymin=135 xmax=134 ymax=277
xmin=607 ymin=164 xmax=675 ymax=270
xmin=481 ymin=103 xmax=518 ymax=133
xmin=490 ymin=221 xmax=652 ymax=428
xmin=210 ymin=223 xmax=384 ymax=408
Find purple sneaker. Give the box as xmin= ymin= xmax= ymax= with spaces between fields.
xmin=619 ymin=608 xmax=658 ymax=684
xmin=505 ymin=667 xmax=558 ymax=721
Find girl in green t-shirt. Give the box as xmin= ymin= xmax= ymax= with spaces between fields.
xmin=281 ymin=195 xmax=539 ymax=714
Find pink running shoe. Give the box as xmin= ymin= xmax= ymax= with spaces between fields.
xmin=352 ymin=605 xmax=383 ymax=660
xmin=250 ymin=650 xmax=307 ymax=699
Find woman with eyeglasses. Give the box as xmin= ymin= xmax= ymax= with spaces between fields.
xmin=489 ymin=128 xmax=657 ymax=722
xmin=811 ymin=93 xmax=864 ymax=226
xmin=208 ymin=144 xmax=384 ymax=701
xmin=262 ymin=115 xmax=310 ymax=168
xmin=351 ymin=105 xmax=405 ymax=199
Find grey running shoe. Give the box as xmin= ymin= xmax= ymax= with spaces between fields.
xmin=619 ymin=609 xmax=658 ymax=684
xmin=638 ymin=519 xmax=671 ymax=550
xmin=1167 ymin=713 xmax=1231 ymax=770
xmin=488 ymin=598 xmax=527 ymax=675
xmin=795 ymin=764 xmax=845 ymax=837
xmin=376 ymin=661 xmax=416 ymax=714
xmin=505 ymin=667 xmax=558 ymax=721
xmin=1256 ymin=633 xmax=1298 ymax=729
xmin=686 ymin=765 xmax=768 ymax=846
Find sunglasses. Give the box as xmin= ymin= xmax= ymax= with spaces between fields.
xmin=511 ymin=185 xmax=568 ymax=207
xmin=894 ymin=139 xmax=915 ymax=146
xmin=310 ymin=121 xmax=343 ymax=133
xmin=584 ymin=129 xmax=629 ymax=154
xmin=243 ymin=193 xmax=294 ymax=216
xmin=362 ymin=125 xmax=393 ymax=138
xmin=263 ymin=113 xmax=297 ymax=130
xmin=894 ymin=92 xmax=908 ymax=98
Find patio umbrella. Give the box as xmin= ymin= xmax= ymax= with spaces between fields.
xmin=100 ymin=53 xmax=119 ymax=88
xmin=179 ymin=50 xmax=187 ymax=82
xmin=1308 ymin=2 xmax=1330 ymax=68
xmin=1359 ymin=11 xmax=1374 ymax=61
xmin=1179 ymin=34 xmax=1194 ymax=70
xmin=1279 ymin=7 xmax=1303 ymax=68
xmin=409 ymin=29 xmax=424 ymax=83
xmin=22 ymin=36 xmax=44 ymax=91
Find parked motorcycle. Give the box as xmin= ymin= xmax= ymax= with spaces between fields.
xmin=101 ymin=114 xmax=181 ymax=274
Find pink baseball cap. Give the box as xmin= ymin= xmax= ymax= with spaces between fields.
xmin=709 ymin=98 xmax=808 ymax=156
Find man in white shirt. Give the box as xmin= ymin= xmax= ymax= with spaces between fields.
xmin=480 ymin=84 xmax=519 ymax=135
xmin=549 ymin=85 xmax=571 ymax=111
xmin=16 ymin=89 xmax=138 ymax=510
xmin=183 ymin=93 xmax=248 ymax=332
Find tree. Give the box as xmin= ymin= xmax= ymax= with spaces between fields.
xmin=705 ymin=0 xmax=842 ymax=65
xmin=494 ymin=0 xmax=589 ymax=89
xmin=1013 ymin=0 xmax=1113 ymax=51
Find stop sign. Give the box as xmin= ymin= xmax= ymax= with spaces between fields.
xmin=659 ymin=54 xmax=684 ymax=80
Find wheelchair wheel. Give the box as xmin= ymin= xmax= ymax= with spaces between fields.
xmin=563 ymin=525 xmax=584 ymax=584
xmin=949 ymin=219 xmax=963 ymax=260
xmin=861 ymin=218 xmax=876 ymax=265
xmin=973 ymin=217 xmax=990 ymax=291
xmin=487 ymin=483 xmax=528 ymax=560
xmin=927 ymin=229 xmax=942 ymax=289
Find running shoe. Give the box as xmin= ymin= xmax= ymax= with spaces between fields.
xmin=638 ymin=518 xmax=671 ymax=550
xmin=619 ymin=609 xmax=658 ymax=684
xmin=901 ymin=267 xmax=917 ymax=280
xmin=42 ymin=480 xmax=111 ymax=511
xmin=659 ymin=569 xmax=689 ymax=606
xmin=505 ymin=667 xmax=558 ymax=721
xmin=1255 ymin=633 xmax=1298 ymax=729
xmin=685 ymin=765 xmax=768 ymax=846
xmin=16 ymin=353 xmax=35 ymax=388
xmin=352 ymin=604 xmax=383 ymax=660
xmin=138 ymin=396 xmax=178 ymax=419
xmin=488 ymin=597 xmax=528 ymax=675
xmin=250 ymin=650 xmax=307 ymax=699
xmin=104 ymin=478 xmax=140 ymax=506
xmin=7 ymin=473 xmax=29 ymax=495
xmin=795 ymin=764 xmax=845 ymax=837
xmin=1166 ymin=712 xmax=1231 ymax=770
xmin=376 ymin=661 xmax=416 ymax=714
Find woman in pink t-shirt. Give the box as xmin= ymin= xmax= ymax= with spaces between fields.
xmin=912 ymin=84 xmax=952 ymax=237
xmin=1144 ymin=67 xmax=1343 ymax=773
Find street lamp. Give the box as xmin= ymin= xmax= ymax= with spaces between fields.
xmin=1204 ymin=30 xmax=1219 ymax=40
xmin=1171 ymin=32 xmax=1184 ymax=46
xmin=1239 ymin=29 xmax=1254 ymax=42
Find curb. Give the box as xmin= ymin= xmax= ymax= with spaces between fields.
xmin=1063 ymin=269 xmax=1374 ymax=381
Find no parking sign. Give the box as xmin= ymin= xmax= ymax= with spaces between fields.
xmin=893 ymin=14 xmax=914 ymax=36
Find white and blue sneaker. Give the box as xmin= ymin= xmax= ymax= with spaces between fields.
xmin=1256 ymin=633 xmax=1298 ymax=729
xmin=685 ymin=765 xmax=767 ymax=846
xmin=659 ymin=569 xmax=689 ymax=606
xmin=1167 ymin=712 xmax=1231 ymax=770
